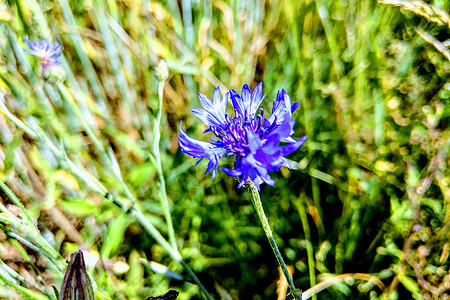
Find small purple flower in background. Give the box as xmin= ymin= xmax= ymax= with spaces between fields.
xmin=23 ymin=36 xmax=62 ymax=68
xmin=179 ymin=83 xmax=307 ymax=190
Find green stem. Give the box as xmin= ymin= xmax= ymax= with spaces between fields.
xmin=152 ymin=80 xmax=177 ymax=250
xmin=179 ymin=260 xmax=213 ymax=300
xmin=247 ymin=181 xmax=302 ymax=300
xmin=0 ymin=180 xmax=35 ymax=227
xmin=0 ymin=267 xmax=48 ymax=300
xmin=10 ymin=240 xmax=54 ymax=299
xmin=294 ymin=198 xmax=316 ymax=300
xmin=132 ymin=207 xmax=213 ymax=300
xmin=0 ymin=94 xmax=213 ymax=299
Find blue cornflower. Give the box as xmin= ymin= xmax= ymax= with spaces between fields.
xmin=23 ymin=36 xmax=62 ymax=68
xmin=179 ymin=83 xmax=307 ymax=190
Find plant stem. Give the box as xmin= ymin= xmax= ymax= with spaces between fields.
xmin=294 ymin=197 xmax=316 ymax=300
xmin=0 ymin=93 xmax=213 ymax=300
xmin=247 ymin=181 xmax=302 ymax=300
xmin=132 ymin=209 xmax=213 ymax=300
xmin=152 ymin=80 xmax=177 ymax=250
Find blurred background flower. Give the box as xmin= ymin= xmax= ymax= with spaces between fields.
xmin=23 ymin=36 xmax=62 ymax=68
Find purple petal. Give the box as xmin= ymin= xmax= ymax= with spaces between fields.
xmin=178 ymin=123 xmax=227 ymax=178
xmin=280 ymin=135 xmax=307 ymax=156
xmin=241 ymin=84 xmax=251 ymax=111
xmin=198 ymin=92 xmax=213 ymax=111
xmin=212 ymin=86 xmax=221 ymax=104
xmin=291 ymin=102 xmax=299 ymax=113
xmin=221 ymin=168 xmax=242 ymax=177
xmin=230 ymin=89 xmax=245 ymax=117
xmin=24 ymin=36 xmax=34 ymax=49
xmin=250 ymin=82 xmax=265 ymax=115
xmin=191 ymin=108 xmax=210 ymax=126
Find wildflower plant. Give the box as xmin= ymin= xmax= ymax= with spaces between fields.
xmin=179 ymin=83 xmax=306 ymax=299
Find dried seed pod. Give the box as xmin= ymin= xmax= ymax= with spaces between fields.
xmin=60 ymin=251 xmax=95 ymax=300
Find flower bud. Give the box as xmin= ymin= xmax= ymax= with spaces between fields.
xmin=155 ymin=59 xmax=169 ymax=81
xmin=60 ymin=251 xmax=95 ymax=300
xmin=42 ymin=63 xmax=65 ymax=84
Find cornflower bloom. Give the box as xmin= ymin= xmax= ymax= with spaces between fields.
xmin=179 ymin=83 xmax=307 ymax=190
xmin=23 ymin=36 xmax=62 ymax=68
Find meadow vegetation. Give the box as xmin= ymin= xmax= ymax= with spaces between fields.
xmin=0 ymin=0 xmax=448 ymax=299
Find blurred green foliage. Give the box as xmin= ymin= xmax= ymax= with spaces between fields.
xmin=0 ymin=0 xmax=448 ymax=299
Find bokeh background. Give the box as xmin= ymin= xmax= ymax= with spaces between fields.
xmin=0 ymin=0 xmax=448 ymax=299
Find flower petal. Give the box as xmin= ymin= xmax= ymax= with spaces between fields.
xmin=193 ymin=89 xmax=228 ymax=128
xmin=221 ymin=168 xmax=242 ymax=177
xmin=250 ymin=82 xmax=265 ymax=115
xmin=198 ymin=92 xmax=214 ymax=111
xmin=230 ymin=88 xmax=245 ymax=117
xmin=190 ymin=108 xmax=210 ymax=126
xmin=280 ymin=135 xmax=308 ymax=156
xmin=291 ymin=102 xmax=300 ymax=113
xmin=241 ymin=84 xmax=252 ymax=112
xmin=178 ymin=123 xmax=227 ymax=178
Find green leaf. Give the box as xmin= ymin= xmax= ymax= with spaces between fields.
xmin=101 ymin=213 xmax=129 ymax=259
xmin=112 ymin=131 xmax=145 ymax=159
xmin=60 ymin=198 xmax=99 ymax=217
xmin=3 ymin=132 xmax=22 ymax=173
xmin=128 ymin=162 xmax=155 ymax=187
xmin=126 ymin=251 xmax=143 ymax=298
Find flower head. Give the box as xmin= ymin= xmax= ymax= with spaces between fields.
xmin=23 ymin=36 xmax=62 ymax=68
xmin=179 ymin=83 xmax=307 ymax=190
